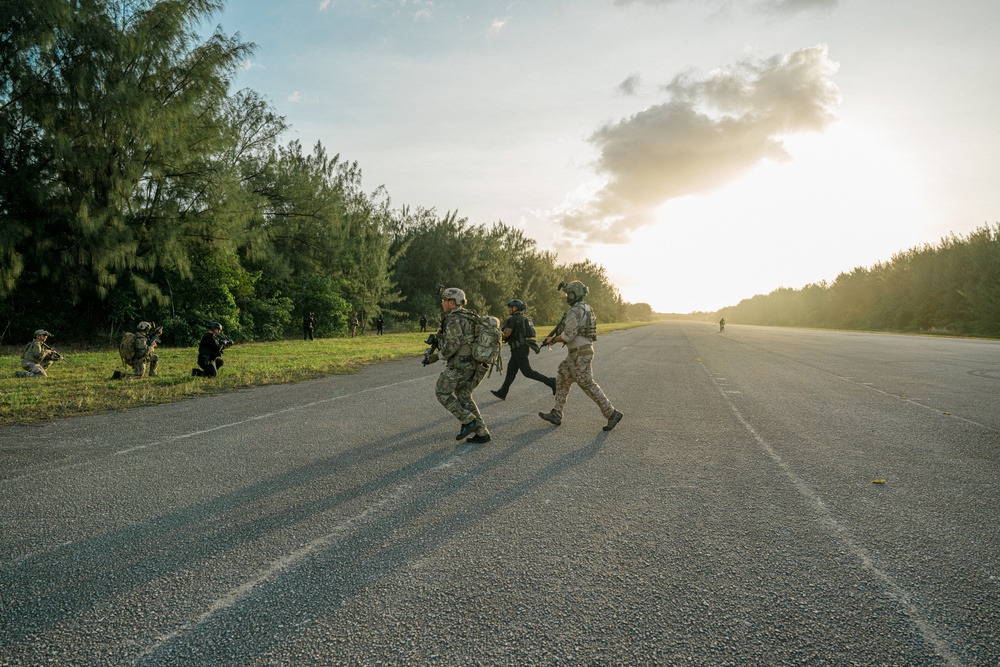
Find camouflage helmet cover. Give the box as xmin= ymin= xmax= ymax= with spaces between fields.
xmin=561 ymin=280 xmax=588 ymax=301
xmin=34 ymin=329 xmax=52 ymax=337
xmin=137 ymin=321 xmax=152 ymax=332
xmin=441 ymin=287 xmax=466 ymax=305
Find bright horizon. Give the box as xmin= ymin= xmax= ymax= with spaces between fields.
xmin=212 ymin=0 xmax=1000 ymax=313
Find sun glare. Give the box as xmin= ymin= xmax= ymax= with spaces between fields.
xmin=590 ymin=122 xmax=932 ymax=313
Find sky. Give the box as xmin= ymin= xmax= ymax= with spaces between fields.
xmin=210 ymin=0 xmax=1000 ymax=313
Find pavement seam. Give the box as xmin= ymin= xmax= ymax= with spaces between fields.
xmin=699 ymin=360 xmax=966 ymax=667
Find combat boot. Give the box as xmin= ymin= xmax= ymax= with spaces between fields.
xmin=538 ymin=410 xmax=561 ymax=426
xmin=456 ymin=420 xmax=477 ymax=440
xmin=111 ymin=370 xmax=122 ymax=380
xmin=603 ymin=410 xmax=623 ymax=431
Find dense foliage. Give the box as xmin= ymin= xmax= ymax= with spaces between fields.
xmin=720 ymin=224 xmax=1000 ymax=337
xmin=1 ymin=0 xmax=648 ymax=347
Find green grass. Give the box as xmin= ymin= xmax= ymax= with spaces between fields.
xmin=0 ymin=322 xmax=649 ymax=426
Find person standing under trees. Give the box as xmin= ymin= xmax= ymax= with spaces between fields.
xmin=192 ymin=322 xmax=227 ymax=378
xmin=539 ymin=280 xmax=623 ymax=432
xmin=303 ymin=312 xmax=316 ymax=341
xmin=375 ymin=314 xmax=385 ymax=335
xmin=420 ymin=315 xmax=428 ymax=333
xmin=491 ymin=299 xmax=556 ymax=400
xmin=349 ymin=313 xmax=359 ymax=338
xmin=426 ymin=287 xmax=491 ymax=444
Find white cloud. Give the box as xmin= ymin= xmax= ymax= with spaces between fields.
xmin=489 ymin=18 xmax=508 ymax=34
xmin=557 ymin=45 xmax=840 ymax=243
xmin=288 ymin=91 xmax=303 ymax=103
xmin=319 ymin=0 xmax=330 ymax=11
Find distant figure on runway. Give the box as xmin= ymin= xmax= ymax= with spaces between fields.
xmin=719 ymin=318 xmax=726 ymax=333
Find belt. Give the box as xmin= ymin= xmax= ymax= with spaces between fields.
xmin=569 ymin=345 xmax=594 ymax=357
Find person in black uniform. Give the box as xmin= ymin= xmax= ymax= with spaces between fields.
xmin=192 ymin=322 xmax=227 ymax=378
xmin=303 ymin=312 xmax=316 ymax=340
xmin=491 ymin=299 xmax=556 ymax=400
xmin=375 ymin=314 xmax=385 ymax=335
xmin=419 ymin=315 xmax=428 ymax=332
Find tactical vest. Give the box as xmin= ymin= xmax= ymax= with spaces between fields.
xmin=579 ymin=302 xmax=598 ymax=341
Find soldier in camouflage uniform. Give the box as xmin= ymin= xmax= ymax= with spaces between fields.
xmin=539 ymin=281 xmax=623 ymax=431
xmin=429 ymin=287 xmax=491 ymax=444
xmin=16 ymin=330 xmax=59 ymax=378
xmin=113 ymin=321 xmax=160 ymax=379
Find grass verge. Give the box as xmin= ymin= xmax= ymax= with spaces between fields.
xmin=0 ymin=322 xmax=648 ymax=426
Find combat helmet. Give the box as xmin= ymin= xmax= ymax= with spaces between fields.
xmin=440 ymin=287 xmax=466 ymax=305
xmin=559 ymin=280 xmax=589 ymax=305
xmin=137 ymin=321 xmax=152 ymax=332
xmin=506 ymin=299 xmax=526 ymax=312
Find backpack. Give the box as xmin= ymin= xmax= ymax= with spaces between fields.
xmin=119 ymin=332 xmax=138 ymax=366
xmin=461 ymin=312 xmax=503 ymax=375
xmin=522 ymin=316 xmax=536 ymax=340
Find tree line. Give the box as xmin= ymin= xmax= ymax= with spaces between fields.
xmin=719 ymin=224 xmax=1000 ymax=337
xmin=1 ymin=0 xmax=650 ymax=347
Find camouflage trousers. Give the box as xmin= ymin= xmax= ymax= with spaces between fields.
xmin=552 ymin=346 xmax=615 ymax=419
xmin=18 ymin=362 xmax=51 ymax=378
xmin=436 ymin=359 xmax=489 ymax=436
xmin=122 ymin=354 xmax=159 ymax=378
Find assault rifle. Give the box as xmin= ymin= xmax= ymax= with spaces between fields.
xmin=422 ymin=282 xmax=447 ymax=365
xmin=421 ymin=333 xmax=439 ymax=366
xmin=41 ymin=341 xmax=66 ymax=362
xmin=538 ymin=312 xmax=568 ymax=351
xmin=149 ymin=324 xmax=164 ymax=347
xmin=220 ymin=336 xmax=235 ymax=349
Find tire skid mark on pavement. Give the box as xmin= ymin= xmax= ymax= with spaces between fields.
xmin=699 ymin=360 xmax=966 ymax=667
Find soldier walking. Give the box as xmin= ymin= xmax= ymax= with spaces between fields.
xmin=491 ymin=299 xmax=555 ymax=400
xmin=539 ymin=281 xmax=623 ymax=431
xmin=427 ymin=287 xmax=491 ymax=444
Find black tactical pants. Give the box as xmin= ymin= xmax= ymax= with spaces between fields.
xmin=494 ymin=345 xmax=553 ymax=398
xmin=197 ymin=355 xmax=224 ymax=378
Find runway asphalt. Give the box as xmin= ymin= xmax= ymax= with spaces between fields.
xmin=1 ymin=321 xmax=996 ymax=666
